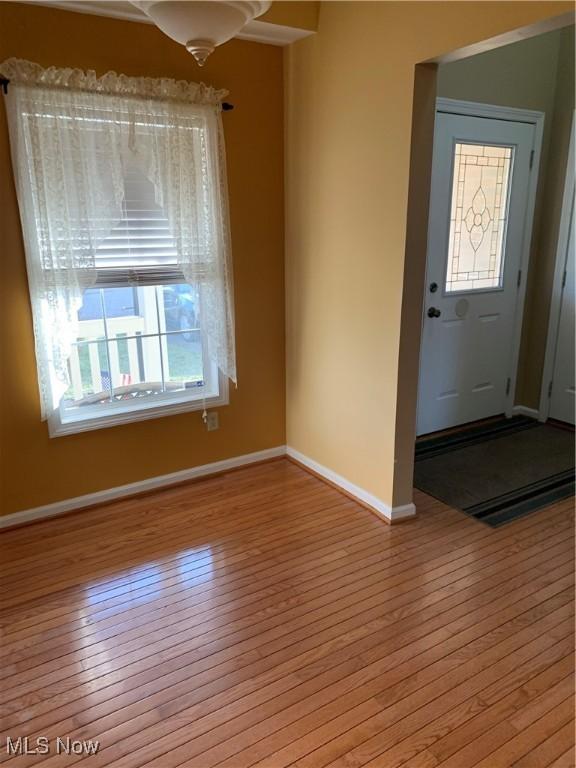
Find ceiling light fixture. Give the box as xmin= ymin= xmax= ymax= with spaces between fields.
xmin=131 ymin=1 xmax=272 ymax=66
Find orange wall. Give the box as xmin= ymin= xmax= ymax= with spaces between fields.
xmin=262 ymin=1 xmax=319 ymax=31
xmin=0 ymin=3 xmax=286 ymax=515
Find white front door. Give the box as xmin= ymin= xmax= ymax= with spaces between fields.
xmin=417 ymin=109 xmax=537 ymax=436
xmin=549 ymin=195 xmax=575 ymax=425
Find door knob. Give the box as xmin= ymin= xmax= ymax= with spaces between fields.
xmin=427 ymin=307 xmax=441 ymax=318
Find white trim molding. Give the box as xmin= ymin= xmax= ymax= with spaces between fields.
xmin=235 ymin=19 xmax=313 ymax=46
xmin=285 ymin=447 xmax=416 ymax=524
xmin=0 ymin=445 xmax=417 ymax=530
xmin=436 ymin=98 xmax=547 ymax=126
xmin=539 ymin=112 xmax=575 ymax=422
xmin=0 ymin=446 xmax=286 ymax=530
xmin=49 ymin=375 xmax=229 ymax=438
xmin=512 ymin=404 xmax=541 ymax=420
xmin=17 ymin=1 xmax=315 ymax=46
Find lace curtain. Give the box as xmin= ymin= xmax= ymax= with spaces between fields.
xmin=2 ymin=58 xmax=236 ymax=420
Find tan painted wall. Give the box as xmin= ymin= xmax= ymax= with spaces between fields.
xmin=0 ymin=2 xmax=286 ymax=515
xmin=437 ymin=27 xmax=576 ymax=409
xmin=285 ymin=1 xmax=574 ymax=509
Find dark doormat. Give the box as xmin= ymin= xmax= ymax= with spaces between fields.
xmin=414 ymin=416 xmax=575 ymax=527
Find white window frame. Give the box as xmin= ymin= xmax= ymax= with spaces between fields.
xmin=49 ymin=367 xmax=228 ymax=437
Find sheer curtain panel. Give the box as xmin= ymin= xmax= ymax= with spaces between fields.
xmin=2 ymin=58 xmax=236 ymax=420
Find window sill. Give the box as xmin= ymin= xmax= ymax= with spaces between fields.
xmin=48 ymin=382 xmax=229 ymax=438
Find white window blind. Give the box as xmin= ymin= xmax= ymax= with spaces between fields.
xmin=95 ymin=156 xmax=185 ymax=287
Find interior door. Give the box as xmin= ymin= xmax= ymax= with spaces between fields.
xmin=417 ymin=110 xmax=537 ymax=436
xmin=549 ymin=195 xmax=575 ymax=424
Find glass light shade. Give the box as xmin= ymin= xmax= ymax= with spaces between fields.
xmin=131 ymin=1 xmax=272 ymax=65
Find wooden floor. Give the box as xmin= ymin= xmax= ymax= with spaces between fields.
xmin=0 ymin=458 xmax=574 ymax=768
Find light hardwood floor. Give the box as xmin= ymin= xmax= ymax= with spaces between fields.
xmin=0 ymin=458 xmax=574 ymax=768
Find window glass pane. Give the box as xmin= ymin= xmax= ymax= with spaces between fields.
xmin=445 ymin=143 xmax=513 ymax=293
xmin=65 ymin=282 xmax=209 ymax=417
xmin=77 ymin=289 xmax=105 ymax=341
xmin=162 ymin=330 xmax=205 ymax=390
xmin=102 ymin=286 xmax=137 ymax=319
xmin=158 ymin=284 xmax=200 ymax=333
xmin=63 ymin=340 xmax=111 ymax=406
xmin=76 ymin=286 xmax=160 ymax=340
xmin=102 ymin=286 xmax=158 ymax=338
xmin=107 ymin=336 xmax=164 ymax=399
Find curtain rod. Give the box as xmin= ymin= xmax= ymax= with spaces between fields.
xmin=0 ymin=77 xmax=234 ymax=109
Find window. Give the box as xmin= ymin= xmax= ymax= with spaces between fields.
xmin=57 ymin=161 xmax=227 ymax=435
xmin=445 ymin=142 xmax=513 ymax=293
xmin=3 ymin=58 xmax=236 ymax=436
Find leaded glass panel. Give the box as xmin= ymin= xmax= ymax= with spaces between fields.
xmin=445 ymin=143 xmax=513 ymax=293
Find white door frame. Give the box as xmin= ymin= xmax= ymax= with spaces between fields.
xmin=539 ymin=111 xmax=575 ymax=422
xmin=431 ymin=98 xmax=545 ymax=418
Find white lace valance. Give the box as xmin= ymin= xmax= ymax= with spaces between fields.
xmin=0 ymin=58 xmax=228 ymax=105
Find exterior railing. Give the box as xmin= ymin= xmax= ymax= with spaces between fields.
xmin=68 ymin=316 xmax=148 ymax=402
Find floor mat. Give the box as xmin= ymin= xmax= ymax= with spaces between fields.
xmin=414 ymin=416 xmax=575 ymax=526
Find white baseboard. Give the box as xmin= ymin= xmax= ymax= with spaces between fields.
xmin=512 ymin=405 xmax=542 ymax=420
xmin=0 ymin=446 xmax=286 ymax=530
xmin=285 ymin=447 xmax=416 ymax=523
xmin=1 ymin=443 xmax=417 ymax=530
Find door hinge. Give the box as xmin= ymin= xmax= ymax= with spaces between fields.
xmin=517 ymin=269 xmax=522 ymax=288
xmin=529 ymin=149 xmax=535 ymax=169
xmin=548 ymin=380 xmax=553 ymax=398
xmin=506 ymin=377 xmax=511 ymax=396
xmin=562 ymin=269 xmax=567 ymax=289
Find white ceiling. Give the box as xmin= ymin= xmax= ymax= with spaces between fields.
xmin=16 ymin=1 xmax=313 ymax=45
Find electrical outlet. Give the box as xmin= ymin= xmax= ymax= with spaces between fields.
xmin=205 ymin=411 xmax=219 ymax=431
